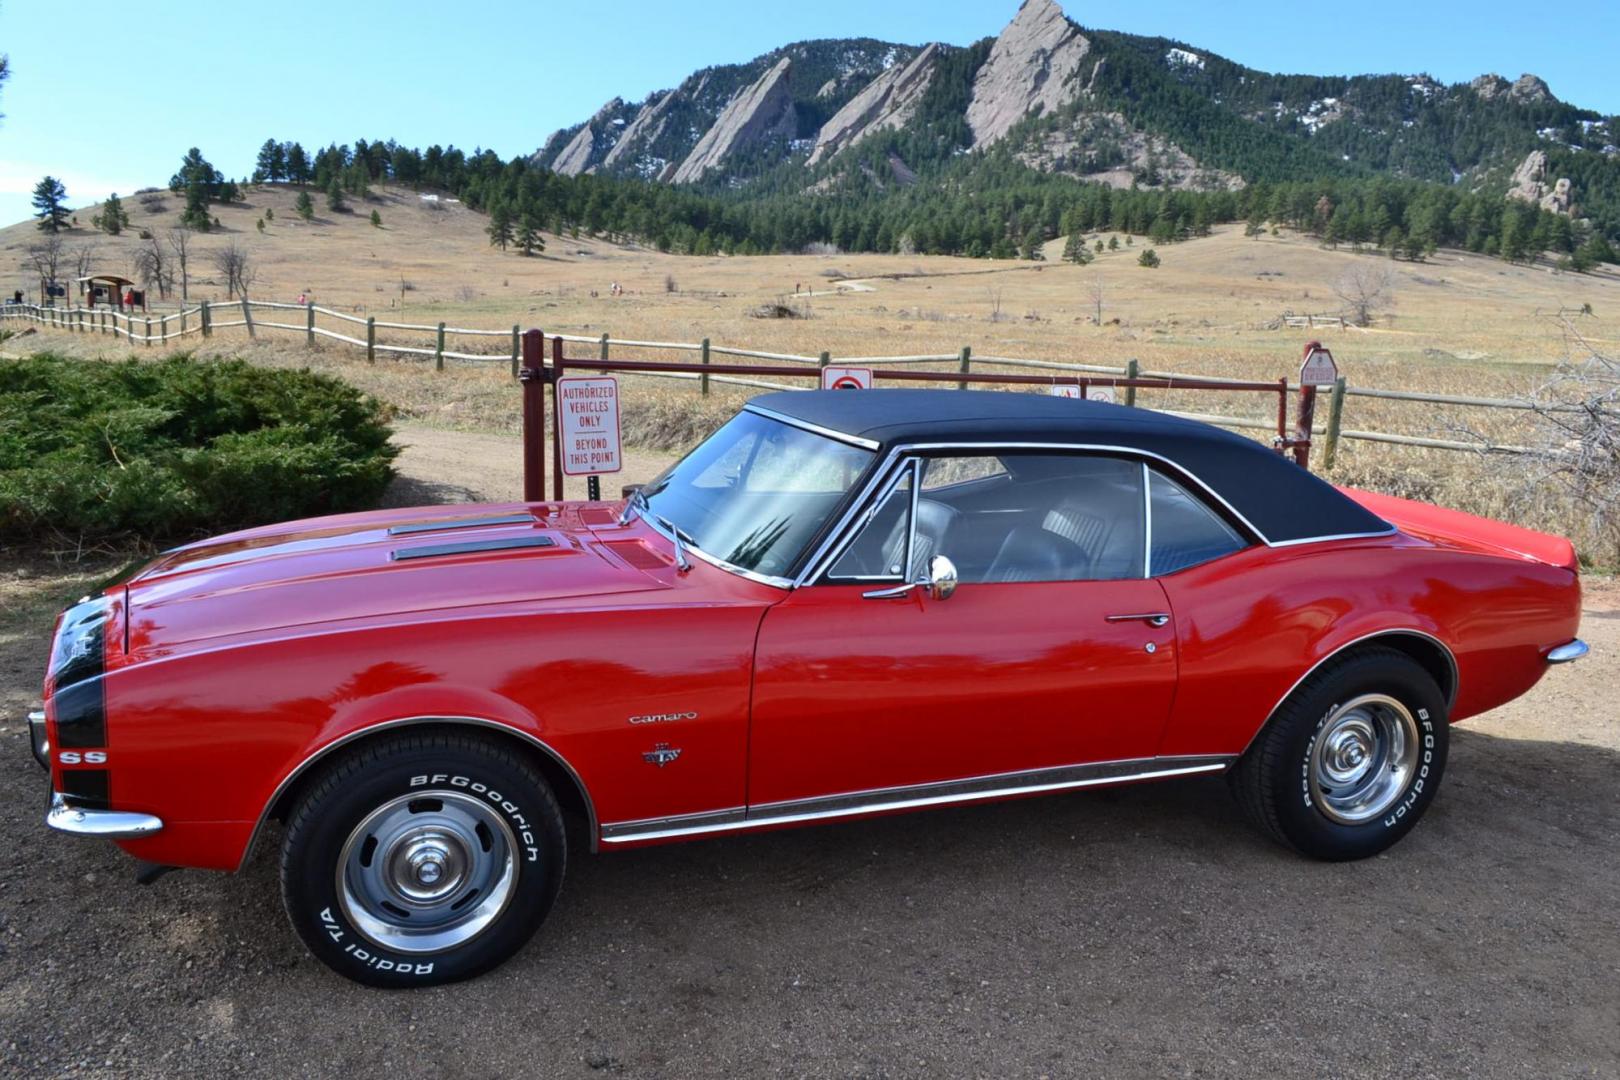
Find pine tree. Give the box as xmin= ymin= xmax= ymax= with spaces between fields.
xmin=1062 ymin=233 xmax=1093 ymax=265
xmin=285 ymin=143 xmax=311 ymax=184
xmin=325 ymin=177 xmax=346 ymax=213
xmin=1137 ymin=248 xmax=1161 ymax=268
xmin=295 ymin=191 xmax=314 ymax=221
xmin=370 ymin=209 xmax=382 ymax=228
xmin=256 ymin=139 xmax=286 ymax=182
xmin=98 ymin=192 xmax=128 ymax=235
xmin=487 ymin=201 xmax=514 ymax=250
xmin=181 ymin=179 xmax=211 ymax=230
xmin=32 ymin=176 xmax=69 ymax=232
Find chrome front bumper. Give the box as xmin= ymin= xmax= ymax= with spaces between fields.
xmin=1547 ymin=639 xmax=1589 ymax=664
xmin=27 ymin=709 xmax=49 ymax=769
xmin=46 ymin=793 xmax=164 ymax=839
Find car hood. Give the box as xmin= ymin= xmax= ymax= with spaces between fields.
xmin=118 ymin=502 xmax=672 ymax=655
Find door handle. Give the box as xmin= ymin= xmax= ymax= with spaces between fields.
xmin=1106 ymin=612 xmax=1170 ymax=627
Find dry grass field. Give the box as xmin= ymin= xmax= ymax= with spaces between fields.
xmin=6 ymin=182 xmax=1620 ymax=562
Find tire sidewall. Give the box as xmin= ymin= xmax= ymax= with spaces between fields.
xmin=1277 ymin=656 xmax=1450 ymax=860
xmin=283 ymin=743 xmax=564 ymax=987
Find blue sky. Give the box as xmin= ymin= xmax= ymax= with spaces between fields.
xmin=2 ymin=0 xmax=1617 ymax=225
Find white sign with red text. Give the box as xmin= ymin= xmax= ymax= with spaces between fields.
xmin=557 ymin=376 xmax=623 ymax=476
xmin=1300 ymin=345 xmax=1340 ymax=387
xmin=820 ymin=366 xmax=873 ymax=390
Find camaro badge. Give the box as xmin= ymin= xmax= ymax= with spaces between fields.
xmin=643 ymin=743 xmax=682 ymax=768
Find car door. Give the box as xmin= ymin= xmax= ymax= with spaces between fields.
xmin=747 ymin=450 xmax=1180 ymax=809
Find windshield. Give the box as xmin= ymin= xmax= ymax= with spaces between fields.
xmin=640 ymin=410 xmax=875 ymax=579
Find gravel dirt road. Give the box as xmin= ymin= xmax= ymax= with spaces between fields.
xmin=1 ymin=425 xmax=1616 ymax=1079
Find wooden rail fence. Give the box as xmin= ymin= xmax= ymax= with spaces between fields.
xmin=3 ymin=299 xmax=1593 ymax=466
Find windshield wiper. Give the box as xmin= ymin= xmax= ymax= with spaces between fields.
xmin=651 ymin=513 xmax=694 ymax=573
xmin=617 ymin=485 xmax=649 ymax=527
xmin=618 ymin=483 xmax=692 ymax=572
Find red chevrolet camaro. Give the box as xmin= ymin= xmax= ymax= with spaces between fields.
xmin=33 ymin=390 xmax=1586 ymax=985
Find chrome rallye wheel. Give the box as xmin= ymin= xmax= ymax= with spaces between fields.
xmin=281 ymin=731 xmax=566 ymax=986
xmin=1230 ymin=647 xmax=1449 ymax=860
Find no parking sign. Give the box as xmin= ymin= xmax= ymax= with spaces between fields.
xmin=820 ymin=366 xmax=873 ymax=390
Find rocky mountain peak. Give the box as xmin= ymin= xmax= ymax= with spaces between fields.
xmin=1510 ymin=73 xmax=1552 ymax=102
xmin=808 ymin=43 xmax=940 ymax=166
xmin=965 ymin=0 xmax=1092 ymax=148
xmin=1469 ymin=73 xmax=1509 ymax=101
xmin=671 ymin=57 xmax=796 ymax=184
xmin=550 ymin=97 xmax=626 ymax=177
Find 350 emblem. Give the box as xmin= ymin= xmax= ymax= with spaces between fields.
xmin=58 ymin=750 xmax=106 ymax=765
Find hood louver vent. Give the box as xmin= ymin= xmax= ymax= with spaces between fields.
xmin=391 ymin=536 xmax=557 ymax=561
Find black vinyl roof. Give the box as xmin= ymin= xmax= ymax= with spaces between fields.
xmin=748 ymin=390 xmax=1390 ymax=545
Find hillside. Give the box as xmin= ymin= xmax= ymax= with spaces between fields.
xmin=6 ymin=181 xmax=1617 ymax=380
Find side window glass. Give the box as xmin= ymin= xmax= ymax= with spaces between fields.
xmin=954 ymin=455 xmax=1144 ymax=583
xmin=827 ymin=465 xmax=914 ymax=580
xmin=1148 ymin=469 xmax=1246 ymax=575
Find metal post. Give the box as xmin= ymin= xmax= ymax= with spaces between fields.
xmin=958 ymin=346 xmax=971 ymax=391
xmin=510 ymin=325 xmax=520 ymax=379
xmin=551 ymin=336 xmax=567 ymax=502
xmin=700 ymin=337 xmax=711 ymax=397
xmin=306 ymin=301 xmax=315 ymax=346
xmin=1292 ymin=384 xmax=1317 ymax=469
xmin=435 ymin=322 xmax=446 ymax=371
xmin=1323 ymin=376 xmax=1348 ymax=470
xmin=587 ymin=475 xmax=601 ymax=502
xmin=520 ymin=329 xmax=547 ymax=503
xmin=367 ymin=317 xmax=376 ymax=362
xmin=1275 ymin=378 xmax=1289 ymax=453
xmin=1124 ymin=359 xmax=1139 ymax=407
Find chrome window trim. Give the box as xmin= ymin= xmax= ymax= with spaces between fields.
xmin=238 ymin=715 xmax=598 ymax=871
xmin=1240 ymin=628 xmax=1461 ymax=759
xmin=1141 ymin=461 xmax=1154 ymax=579
xmin=600 ymin=754 xmax=1233 ymax=844
xmin=791 ymin=454 xmax=915 ymax=587
xmin=742 ymin=404 xmax=882 ymax=451
xmin=825 ymin=458 xmax=917 ymax=583
xmin=1268 ymin=527 xmax=1400 ymax=548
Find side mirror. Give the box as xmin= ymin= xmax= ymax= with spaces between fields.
xmin=926 ymin=555 xmax=957 ymax=601
xmin=861 ymin=554 xmax=959 ymax=602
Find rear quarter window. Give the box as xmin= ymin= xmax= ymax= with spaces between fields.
xmin=1149 ymin=469 xmax=1247 ymax=575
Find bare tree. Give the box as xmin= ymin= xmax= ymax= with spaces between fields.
xmin=1457 ymin=318 xmax=1620 ymax=565
xmin=25 ymin=233 xmax=65 ymax=302
xmin=166 ymin=228 xmax=193 ymax=301
xmin=987 ymin=286 xmax=1006 ymax=323
xmin=210 ymin=242 xmax=257 ymax=299
xmin=69 ymin=240 xmax=99 ymax=296
xmin=1088 ymin=277 xmax=1105 ymax=325
xmin=1333 ymin=264 xmax=1396 ymax=327
xmin=133 ymin=235 xmax=173 ymax=300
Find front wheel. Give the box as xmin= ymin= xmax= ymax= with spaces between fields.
xmin=280 ymin=731 xmax=567 ymax=986
xmin=1230 ymin=646 xmax=1449 ymax=860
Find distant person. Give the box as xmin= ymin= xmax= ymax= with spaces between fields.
xmin=122 ymin=288 xmax=134 ymax=310
xmin=297 ymin=292 xmax=307 ymax=306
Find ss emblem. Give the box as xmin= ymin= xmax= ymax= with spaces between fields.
xmin=58 ymin=750 xmax=107 ymax=765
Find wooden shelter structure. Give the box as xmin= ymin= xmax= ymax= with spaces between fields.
xmin=77 ymin=274 xmax=144 ymax=311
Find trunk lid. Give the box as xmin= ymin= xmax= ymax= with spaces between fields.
xmin=1340 ymin=487 xmax=1579 ymax=572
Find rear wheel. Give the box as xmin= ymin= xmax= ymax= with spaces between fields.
xmin=280 ymin=731 xmax=566 ymax=986
xmin=1230 ymin=647 xmax=1449 ymax=860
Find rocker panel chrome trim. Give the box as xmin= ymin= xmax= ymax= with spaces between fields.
xmin=599 ymin=755 xmax=1232 ymax=843
xmin=238 ymin=715 xmax=598 ymax=871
